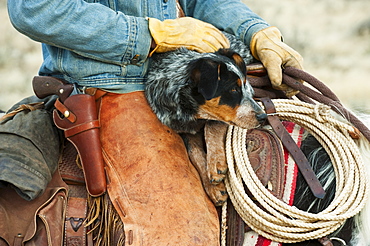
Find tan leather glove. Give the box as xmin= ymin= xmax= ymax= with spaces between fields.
xmin=250 ymin=26 xmax=303 ymax=96
xmin=148 ymin=17 xmax=230 ymax=56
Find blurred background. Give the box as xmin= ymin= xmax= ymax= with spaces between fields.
xmin=1 ymin=0 xmax=370 ymax=113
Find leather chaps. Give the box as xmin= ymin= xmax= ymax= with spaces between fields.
xmin=99 ymin=91 xmax=220 ymax=245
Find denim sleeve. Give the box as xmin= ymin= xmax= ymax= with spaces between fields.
xmin=7 ymin=0 xmax=152 ymax=66
xmin=179 ymin=0 xmax=270 ymax=47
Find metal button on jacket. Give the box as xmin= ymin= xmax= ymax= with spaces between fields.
xmin=131 ymin=55 xmax=140 ymax=65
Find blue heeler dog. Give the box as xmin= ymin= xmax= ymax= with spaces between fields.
xmin=145 ymin=32 xmax=266 ymax=205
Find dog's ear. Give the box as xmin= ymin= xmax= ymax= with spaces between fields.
xmin=217 ymin=48 xmax=247 ymax=76
xmin=190 ymin=58 xmax=221 ymax=100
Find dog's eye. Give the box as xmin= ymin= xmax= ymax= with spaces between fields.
xmin=230 ymin=88 xmax=239 ymax=94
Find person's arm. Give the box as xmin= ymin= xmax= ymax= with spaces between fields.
xmin=7 ymin=0 xmax=152 ymax=66
xmin=180 ymin=0 xmax=303 ymax=96
xmin=179 ymin=0 xmax=269 ymax=46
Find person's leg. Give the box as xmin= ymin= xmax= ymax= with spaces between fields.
xmin=99 ymin=91 xmax=220 ymax=246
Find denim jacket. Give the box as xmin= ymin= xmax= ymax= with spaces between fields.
xmin=7 ymin=0 xmax=269 ymax=93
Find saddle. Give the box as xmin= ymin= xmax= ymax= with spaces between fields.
xmin=0 ymin=84 xmax=298 ymax=246
xmin=2 ymin=62 xmax=357 ymax=245
xmin=0 ymin=90 xmax=220 ymax=246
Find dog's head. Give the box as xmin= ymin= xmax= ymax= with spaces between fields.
xmin=188 ymin=49 xmax=266 ymax=129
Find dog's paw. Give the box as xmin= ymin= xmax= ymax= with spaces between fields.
xmin=204 ymin=181 xmax=228 ymax=206
xmin=208 ymin=160 xmax=228 ymax=184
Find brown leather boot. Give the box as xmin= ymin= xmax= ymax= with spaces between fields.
xmin=99 ymin=91 xmax=220 ymax=246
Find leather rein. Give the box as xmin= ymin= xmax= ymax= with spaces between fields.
xmin=247 ymin=63 xmax=369 ymax=142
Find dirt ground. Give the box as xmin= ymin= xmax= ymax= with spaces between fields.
xmin=1 ymin=0 xmax=370 ymax=113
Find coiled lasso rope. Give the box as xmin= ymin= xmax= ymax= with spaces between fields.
xmin=221 ymin=99 xmax=369 ymax=244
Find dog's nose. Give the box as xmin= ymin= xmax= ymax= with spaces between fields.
xmin=256 ymin=112 xmax=267 ymax=122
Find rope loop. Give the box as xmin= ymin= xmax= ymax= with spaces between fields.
xmin=222 ymin=99 xmax=369 ymax=244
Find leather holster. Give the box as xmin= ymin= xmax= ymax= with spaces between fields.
xmin=99 ymin=91 xmax=220 ymax=246
xmin=53 ymin=94 xmax=106 ymax=197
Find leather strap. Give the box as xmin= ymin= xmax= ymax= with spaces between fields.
xmin=84 ymin=87 xmax=108 ymax=100
xmin=260 ymin=97 xmax=326 ymax=199
xmin=226 ymin=201 xmax=245 ymax=246
xmin=64 ymin=197 xmax=88 ymax=246
xmin=54 ymin=98 xmax=77 ymax=123
xmin=64 ymin=120 xmax=100 ymax=138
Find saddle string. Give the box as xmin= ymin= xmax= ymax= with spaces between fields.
xmin=0 ymin=102 xmax=44 ymax=121
xmin=221 ymin=99 xmax=369 ymax=244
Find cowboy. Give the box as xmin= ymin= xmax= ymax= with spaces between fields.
xmin=4 ymin=0 xmax=303 ymax=245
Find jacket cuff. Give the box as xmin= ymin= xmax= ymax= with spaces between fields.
xmin=121 ymin=16 xmax=152 ymax=66
xmin=240 ymin=21 xmax=270 ymax=48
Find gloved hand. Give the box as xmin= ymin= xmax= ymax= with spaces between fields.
xmin=148 ymin=17 xmax=230 ymax=56
xmin=250 ymin=26 xmax=303 ymax=96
